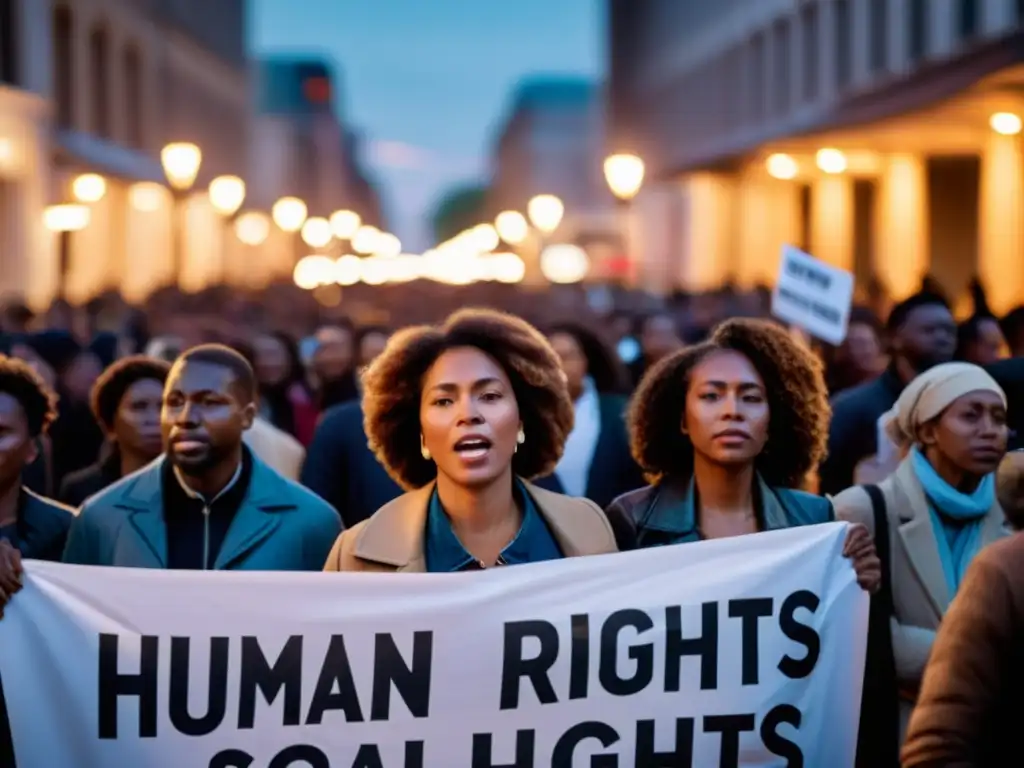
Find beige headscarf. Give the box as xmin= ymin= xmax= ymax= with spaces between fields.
xmin=883 ymin=362 xmax=1006 ymax=451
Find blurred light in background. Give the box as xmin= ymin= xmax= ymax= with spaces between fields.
xmin=330 ymin=209 xmax=361 ymax=239
xmin=766 ymin=153 xmax=798 ymax=180
xmin=72 ymin=173 xmax=107 ymax=203
xmin=360 ymin=255 xmax=389 ymax=285
xmin=160 ymin=142 xmax=202 ymax=190
xmin=527 ymin=194 xmax=564 ymax=234
xmin=44 ymin=204 xmax=91 ymax=232
xmin=208 ymin=175 xmax=246 ymax=216
xmin=334 ymin=254 xmax=362 ymax=285
xmin=375 ymin=232 xmax=402 ymax=258
xmin=352 ymin=225 xmax=381 ymax=254
xmin=301 ymin=216 xmax=333 ymax=248
xmin=603 ymin=154 xmax=645 ymax=201
xmin=990 ymin=112 xmax=1022 ymax=136
xmin=470 ymin=223 xmax=500 ymax=253
xmin=293 ymin=255 xmax=335 ymax=289
xmin=235 ymin=211 xmax=271 ymax=246
xmin=0 ymin=137 xmax=14 ymax=171
xmin=129 ymin=182 xmax=167 ymax=212
xmin=816 ymin=148 xmax=847 ymax=174
xmin=483 ymin=252 xmax=526 ymax=284
xmin=272 ymin=197 xmax=308 ymax=232
xmin=540 ymin=243 xmax=589 ymax=284
xmin=495 ymin=210 xmax=528 ymax=244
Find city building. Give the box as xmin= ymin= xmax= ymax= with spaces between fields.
xmin=609 ymin=0 xmax=1024 ymax=312
xmin=0 ymin=0 xmax=256 ymax=307
xmin=488 ymin=76 xmax=622 ymax=281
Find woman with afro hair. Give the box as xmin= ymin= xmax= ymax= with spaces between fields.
xmin=323 ymin=308 xmax=618 ymax=573
xmin=607 ymin=318 xmax=879 ymax=593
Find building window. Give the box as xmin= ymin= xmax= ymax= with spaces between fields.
xmin=90 ymin=25 xmax=110 ymax=138
xmin=957 ymin=0 xmax=979 ymax=41
xmin=908 ymin=0 xmax=928 ymax=62
xmin=0 ymin=0 xmax=18 ymax=86
xmin=748 ymin=32 xmax=766 ymax=122
xmin=772 ymin=19 xmax=791 ymax=115
xmin=835 ymin=0 xmax=852 ymax=90
xmin=869 ymin=0 xmax=887 ymax=73
xmin=801 ymin=2 xmax=820 ymax=102
xmin=124 ymin=45 xmax=143 ymax=148
xmin=52 ymin=5 xmax=74 ymax=129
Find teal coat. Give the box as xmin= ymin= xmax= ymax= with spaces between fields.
xmin=62 ymin=454 xmax=340 ymax=571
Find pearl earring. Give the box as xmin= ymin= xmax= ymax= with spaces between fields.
xmin=420 ymin=436 xmax=431 ymax=461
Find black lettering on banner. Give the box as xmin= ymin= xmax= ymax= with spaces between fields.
xmin=498 ymin=620 xmax=558 ymax=709
xmin=306 ymin=634 xmax=364 ymax=724
xmin=761 ymin=704 xmax=804 ymax=766
xmin=267 ymin=744 xmax=329 ymax=768
xmin=664 ymin=602 xmax=719 ymax=691
xmin=728 ymin=598 xmax=773 ymax=685
xmin=704 ymin=714 xmax=756 ymax=768
xmin=777 ymin=287 xmax=841 ymax=325
xmin=370 ymin=631 xmax=432 ymax=720
xmin=551 ymin=721 xmax=619 ymax=768
xmin=169 ymin=636 xmax=230 ymax=737
xmin=471 ymin=730 xmax=535 ymax=768
xmin=208 ymin=748 xmax=254 ymax=768
xmin=568 ymin=613 xmax=590 ymax=700
xmin=238 ymin=635 xmax=303 ymax=729
xmin=778 ymin=590 xmax=821 ymax=679
xmin=98 ymin=633 xmax=159 ymax=739
xmin=636 ymin=718 xmax=695 ymax=767
xmin=599 ymin=609 xmax=655 ymax=696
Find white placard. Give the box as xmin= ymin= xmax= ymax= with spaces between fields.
xmin=0 ymin=523 xmax=867 ymax=767
xmin=772 ymin=245 xmax=855 ymax=345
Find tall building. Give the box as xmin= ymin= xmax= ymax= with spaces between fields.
xmin=489 ymin=75 xmax=620 ymax=281
xmin=609 ymin=0 xmax=1024 ymax=312
xmin=0 ymin=0 xmax=256 ymax=306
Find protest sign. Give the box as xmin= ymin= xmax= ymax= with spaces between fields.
xmin=0 ymin=522 xmax=867 ymax=767
xmin=772 ymin=245 xmax=855 ymax=345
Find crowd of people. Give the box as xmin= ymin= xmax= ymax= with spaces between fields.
xmin=0 ymin=276 xmax=1023 ymax=765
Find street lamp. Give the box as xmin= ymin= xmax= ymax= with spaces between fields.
xmin=301 ymin=216 xmax=333 ymax=248
xmin=527 ymin=194 xmax=564 ymax=234
xmin=272 ymin=197 xmax=308 ymax=232
xmin=603 ymin=154 xmax=645 ymax=201
xmin=330 ymin=209 xmax=361 ymax=240
xmin=71 ymin=173 xmax=106 ymax=203
xmin=234 ymin=211 xmax=270 ymax=246
xmin=352 ymin=224 xmax=381 ymax=254
xmin=208 ymin=175 xmax=246 ymax=285
xmin=161 ymin=142 xmax=202 ymax=287
xmin=495 ymin=210 xmax=528 ymax=245
xmin=540 ymin=243 xmax=590 ymax=284
xmin=43 ymin=204 xmax=90 ymax=301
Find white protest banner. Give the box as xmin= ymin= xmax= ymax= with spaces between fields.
xmin=772 ymin=245 xmax=855 ymax=345
xmin=0 ymin=522 xmax=867 ymax=768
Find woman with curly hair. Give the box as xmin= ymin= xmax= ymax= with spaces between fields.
xmin=606 ymin=318 xmax=879 ymax=591
xmin=532 ymin=322 xmax=643 ymax=511
xmin=323 ymin=308 xmax=618 ymax=573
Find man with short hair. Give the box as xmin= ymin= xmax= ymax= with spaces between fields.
xmin=819 ymin=291 xmax=957 ymax=495
xmin=1 ymin=345 xmax=341 ymax=580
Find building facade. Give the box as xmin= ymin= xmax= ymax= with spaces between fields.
xmin=610 ymin=0 xmax=1024 ymax=312
xmin=489 ymin=76 xmax=623 ymax=281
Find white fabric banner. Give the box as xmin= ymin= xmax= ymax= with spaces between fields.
xmin=0 ymin=522 xmax=868 ymax=768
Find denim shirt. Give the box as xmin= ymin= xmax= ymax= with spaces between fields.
xmin=424 ymin=480 xmax=563 ymax=572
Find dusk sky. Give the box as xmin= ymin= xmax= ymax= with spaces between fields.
xmin=251 ymin=0 xmax=603 ymax=251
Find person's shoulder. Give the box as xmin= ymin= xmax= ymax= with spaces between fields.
xmin=829 ymin=377 xmax=885 ymax=413
xmin=976 ymin=532 xmax=1024 ymax=570
xmin=78 ymin=460 xmax=160 ymax=518
xmin=23 ymin=488 xmax=76 ymax=521
xmin=525 ymin=483 xmax=618 ymax=554
xmin=607 ymin=484 xmax=658 ymax=513
xmin=272 ymin=471 xmax=339 ymax=520
xmin=319 ymin=399 xmax=364 ymax=427
xmin=775 ymin=487 xmax=834 ymax=525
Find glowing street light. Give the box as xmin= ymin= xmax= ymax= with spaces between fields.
xmin=470 ymin=223 xmax=500 ymax=253
xmin=352 ymin=224 xmax=381 ymax=254
xmin=540 ymin=243 xmax=590 ymax=284
xmin=43 ymin=204 xmax=90 ymax=232
xmin=330 ymin=209 xmax=361 ymax=239
xmin=603 ymin=154 xmax=645 ymax=201
xmin=71 ymin=173 xmax=106 ymax=203
xmin=495 ymin=210 xmax=528 ymax=244
xmin=375 ymin=232 xmax=402 ymax=258
xmin=816 ymin=148 xmax=847 ymax=174
xmin=208 ymin=175 xmax=246 ymax=216
xmin=301 ymin=216 xmax=333 ymax=248
xmin=234 ymin=211 xmax=270 ymax=246
xmin=160 ymin=142 xmax=202 ymax=191
xmin=766 ymin=153 xmax=798 ymax=180
xmin=990 ymin=112 xmax=1022 ymax=136
xmin=272 ymin=197 xmax=308 ymax=232
xmin=527 ymin=194 xmax=564 ymax=234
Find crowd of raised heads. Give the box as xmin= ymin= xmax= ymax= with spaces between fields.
xmin=0 ymin=274 xmax=1022 ymax=764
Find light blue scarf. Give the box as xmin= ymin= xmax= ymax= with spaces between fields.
xmin=910 ymin=447 xmax=993 ymax=597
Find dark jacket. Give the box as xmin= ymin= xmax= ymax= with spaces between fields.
xmin=986 ymin=357 xmax=1024 ymax=451
xmin=300 ymin=401 xmax=402 ymax=528
xmin=533 ymin=394 xmax=644 ymax=509
xmin=58 ymin=450 xmax=121 ymax=508
xmin=606 ymin=474 xmax=834 ymax=549
xmin=819 ymin=367 xmax=904 ymax=496
xmin=9 ymin=489 xmax=76 ymax=561
xmin=62 ymin=453 xmax=341 ymax=571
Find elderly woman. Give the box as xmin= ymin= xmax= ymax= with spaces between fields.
xmin=323 ymin=309 xmax=617 ymax=573
xmin=832 ymin=362 xmax=1010 ymax=742
xmin=608 ymin=319 xmax=878 ymax=583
